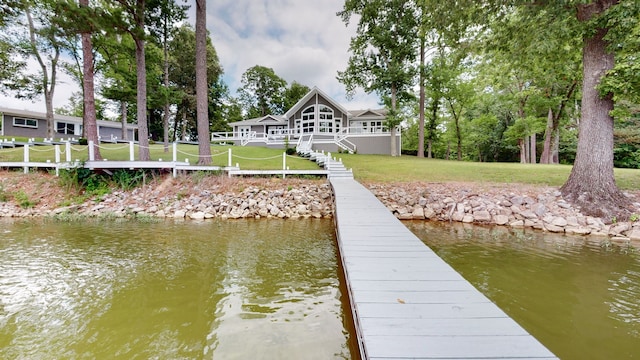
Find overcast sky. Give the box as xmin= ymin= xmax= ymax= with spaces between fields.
xmin=0 ymin=0 xmax=380 ymax=116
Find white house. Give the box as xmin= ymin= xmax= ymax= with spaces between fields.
xmin=219 ymin=87 xmax=399 ymax=155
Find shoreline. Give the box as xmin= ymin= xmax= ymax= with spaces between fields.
xmin=2 ymin=172 xmax=640 ymax=247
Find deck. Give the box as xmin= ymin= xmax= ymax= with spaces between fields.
xmin=330 ymin=177 xmax=557 ymax=359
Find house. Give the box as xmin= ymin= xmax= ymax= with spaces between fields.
xmin=221 ymin=87 xmax=400 ymax=155
xmin=0 ymin=107 xmax=137 ymax=141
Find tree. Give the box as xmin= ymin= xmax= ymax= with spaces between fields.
xmin=100 ymin=34 xmax=138 ymax=140
xmin=556 ymin=0 xmax=639 ymax=220
xmin=5 ymin=0 xmax=65 ymax=138
xmin=168 ymin=24 xmax=222 ymax=141
xmin=107 ymin=0 xmax=151 ymax=160
xmin=194 ymin=0 xmax=210 ymax=164
xmin=238 ymin=65 xmax=287 ymax=118
xmin=147 ymin=0 xmax=187 ymax=152
xmin=338 ymin=0 xmax=418 ymax=156
xmin=284 ymin=81 xmax=310 ymax=110
xmin=79 ymin=0 xmax=100 ymax=159
xmin=0 ymin=1 xmax=25 ymax=91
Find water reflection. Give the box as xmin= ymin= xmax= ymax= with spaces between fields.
xmin=0 ymin=219 xmax=352 ymax=359
xmin=406 ymin=221 xmax=640 ymax=359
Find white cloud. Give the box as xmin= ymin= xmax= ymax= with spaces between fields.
xmin=0 ymin=0 xmax=381 ymax=115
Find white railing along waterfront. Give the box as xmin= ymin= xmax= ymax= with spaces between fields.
xmin=0 ymin=141 xmax=329 ymax=179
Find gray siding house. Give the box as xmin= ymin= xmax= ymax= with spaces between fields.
xmin=0 ymin=107 xmax=137 ymax=141
xmin=222 ymin=87 xmax=399 ymax=155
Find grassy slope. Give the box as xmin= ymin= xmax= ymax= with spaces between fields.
xmin=339 ymin=154 xmax=640 ymax=191
xmin=2 ymin=141 xmax=639 ymax=190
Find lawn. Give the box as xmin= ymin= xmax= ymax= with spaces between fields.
xmin=338 ymin=153 xmax=640 ymax=191
xmin=2 ymin=141 xmax=639 ymax=190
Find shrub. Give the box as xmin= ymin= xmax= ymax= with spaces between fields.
xmin=14 ymin=190 xmax=37 ymax=208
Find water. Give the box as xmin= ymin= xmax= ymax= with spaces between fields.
xmin=406 ymin=221 xmax=640 ymax=360
xmin=0 ymin=219 xmax=354 ymax=359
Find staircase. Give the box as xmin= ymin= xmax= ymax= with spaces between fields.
xmin=297 ymin=147 xmax=353 ymax=180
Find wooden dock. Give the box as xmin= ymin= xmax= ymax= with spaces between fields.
xmin=330 ymin=178 xmax=557 ymax=359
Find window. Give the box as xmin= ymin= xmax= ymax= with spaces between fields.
xmin=318 ymin=105 xmax=334 ymax=133
xmin=13 ymin=117 xmax=38 ymax=128
xmin=301 ymin=106 xmax=315 ymax=133
xmin=56 ymin=122 xmax=76 ymax=134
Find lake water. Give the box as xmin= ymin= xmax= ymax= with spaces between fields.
xmin=406 ymin=221 xmax=640 ymax=359
xmin=0 ymin=219 xmax=354 ymax=359
xmin=4 ymin=216 xmax=639 ymax=359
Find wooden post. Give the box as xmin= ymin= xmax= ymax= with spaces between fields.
xmin=172 ymin=142 xmax=177 ymax=162
xmin=23 ymin=144 xmax=29 ymax=174
xmin=89 ymin=140 xmax=95 ymax=161
xmin=172 ymin=142 xmax=177 ymax=178
xmin=282 ymin=152 xmax=286 ymax=179
xmin=55 ymin=145 xmax=60 ymax=176
xmin=228 ymin=148 xmax=232 ymax=167
xmin=65 ymin=141 xmax=71 ymax=162
xmin=129 ymin=141 xmax=135 ymax=161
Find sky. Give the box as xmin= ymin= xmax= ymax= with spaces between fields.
xmin=0 ymin=0 xmax=381 ymax=116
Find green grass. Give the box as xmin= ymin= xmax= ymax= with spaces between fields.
xmin=0 ymin=143 xmax=319 ymax=171
xmin=338 ymin=154 xmax=640 ymax=190
xmin=2 ymin=141 xmax=640 ymax=190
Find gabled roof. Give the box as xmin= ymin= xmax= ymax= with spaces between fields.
xmin=228 ymin=114 xmax=287 ymax=127
xmin=349 ymin=108 xmax=388 ymax=119
xmin=284 ymin=87 xmax=350 ymax=119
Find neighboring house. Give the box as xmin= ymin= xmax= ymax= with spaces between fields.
xmin=221 ymin=87 xmax=400 ymax=155
xmin=0 ymin=107 xmax=137 ymax=141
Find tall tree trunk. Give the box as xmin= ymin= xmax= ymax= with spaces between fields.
xmin=552 ymin=128 xmax=559 ymax=164
xmin=181 ymin=110 xmax=188 ymax=141
xmin=80 ymin=0 xmax=101 ymax=160
xmin=26 ymin=7 xmax=58 ymax=139
xmin=134 ymin=0 xmax=150 ymax=161
xmin=530 ymin=133 xmax=536 ymax=164
xmin=120 ymin=101 xmax=128 ymax=140
xmin=560 ymin=19 xmax=631 ymax=220
xmin=162 ymin=13 xmax=170 ymax=153
xmin=519 ymin=139 xmax=527 ymax=164
xmin=428 ymin=97 xmax=438 ymax=159
xmin=390 ymin=83 xmax=398 ymax=157
xmin=540 ymin=108 xmax=554 ymax=164
xmin=417 ymin=36 xmax=425 ymax=158
xmin=195 ymin=0 xmax=211 ymax=164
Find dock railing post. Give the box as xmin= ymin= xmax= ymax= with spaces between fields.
xmin=55 ymin=145 xmax=60 ymax=176
xmin=65 ymin=141 xmax=71 ymax=162
xmin=228 ymin=148 xmax=232 ymax=167
xmin=23 ymin=144 xmax=29 ymax=174
xmin=88 ymin=140 xmax=95 ymax=161
xmin=172 ymin=142 xmax=177 ymax=178
xmin=282 ymin=152 xmax=286 ymax=179
xmin=129 ymin=141 xmax=135 ymax=161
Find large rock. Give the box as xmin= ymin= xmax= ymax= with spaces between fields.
xmin=412 ymin=206 xmax=425 ymax=219
xmin=494 ymin=214 xmax=509 ymax=225
xmin=473 ymin=210 xmax=491 ymax=222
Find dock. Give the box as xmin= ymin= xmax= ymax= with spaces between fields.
xmin=284 ymin=147 xmax=561 ymax=359
xmin=330 ymin=178 xmax=557 ymax=359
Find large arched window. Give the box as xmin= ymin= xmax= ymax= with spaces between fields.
xmin=318 ymin=105 xmax=334 ymax=133
xmin=301 ymin=106 xmax=315 ymax=133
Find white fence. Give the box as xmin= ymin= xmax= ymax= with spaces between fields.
xmin=0 ymin=141 xmax=329 ymax=179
